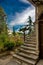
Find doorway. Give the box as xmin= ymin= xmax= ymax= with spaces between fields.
xmin=39 ymin=13 xmax=43 ymax=58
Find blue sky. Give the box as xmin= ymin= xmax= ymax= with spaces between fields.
xmin=0 ymin=0 xmax=35 ymax=32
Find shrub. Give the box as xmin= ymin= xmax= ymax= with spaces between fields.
xmin=0 ymin=48 xmax=5 ymax=53
xmin=16 ymin=41 xmax=23 ymax=47
xmin=13 ymin=34 xmax=24 ymax=47
xmin=4 ymin=41 xmax=15 ymax=51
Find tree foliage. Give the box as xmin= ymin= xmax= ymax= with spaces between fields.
xmin=0 ymin=7 xmax=7 ymax=34
xmin=27 ymin=16 xmax=33 ymax=34
xmin=0 ymin=7 xmax=24 ymax=52
xmin=19 ymin=27 xmax=27 ymax=41
xmin=0 ymin=7 xmax=9 ymax=49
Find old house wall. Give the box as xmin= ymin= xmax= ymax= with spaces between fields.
xmin=35 ymin=5 xmax=43 ymax=54
xmin=36 ymin=5 xmax=43 ymax=20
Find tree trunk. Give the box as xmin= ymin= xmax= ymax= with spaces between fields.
xmin=24 ymin=31 xmax=25 ymax=42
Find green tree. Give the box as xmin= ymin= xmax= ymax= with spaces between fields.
xmin=19 ymin=27 xmax=27 ymax=41
xmin=13 ymin=26 xmax=16 ymax=36
xmin=27 ymin=16 xmax=33 ymax=34
xmin=0 ymin=7 xmax=7 ymax=34
xmin=0 ymin=7 xmax=9 ymax=46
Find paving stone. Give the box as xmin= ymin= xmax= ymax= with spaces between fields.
xmin=37 ymin=60 xmax=43 ymax=65
xmin=0 ymin=55 xmax=20 ymax=65
xmin=6 ymin=60 xmax=20 ymax=65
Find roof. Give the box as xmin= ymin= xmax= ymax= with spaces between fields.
xmin=28 ymin=0 xmax=43 ymax=6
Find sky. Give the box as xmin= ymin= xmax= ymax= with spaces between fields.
xmin=0 ymin=0 xmax=35 ymax=32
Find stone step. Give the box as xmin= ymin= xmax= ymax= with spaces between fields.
xmin=24 ymin=43 xmax=36 ymax=47
xmin=13 ymin=54 xmax=36 ymax=65
xmin=21 ymin=45 xmax=36 ymax=50
xmin=25 ymin=37 xmax=36 ymax=39
xmin=31 ymin=33 xmax=36 ymax=35
xmin=24 ymin=41 xmax=36 ymax=44
xmin=25 ymin=37 xmax=36 ymax=40
xmin=19 ymin=48 xmax=38 ymax=55
xmin=25 ymin=39 xmax=36 ymax=42
xmin=17 ymin=52 xmax=38 ymax=60
xmin=25 ymin=35 xmax=36 ymax=37
xmin=30 ymin=33 xmax=36 ymax=36
xmin=26 ymin=34 xmax=36 ymax=37
xmin=30 ymin=35 xmax=36 ymax=37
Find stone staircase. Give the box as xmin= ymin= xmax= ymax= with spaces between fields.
xmin=12 ymin=32 xmax=39 ymax=65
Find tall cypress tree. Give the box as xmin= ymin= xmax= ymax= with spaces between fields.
xmin=27 ymin=16 xmax=33 ymax=34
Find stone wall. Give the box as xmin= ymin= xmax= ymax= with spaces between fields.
xmin=35 ymin=4 xmax=43 ymax=54
xmin=36 ymin=5 xmax=43 ymax=20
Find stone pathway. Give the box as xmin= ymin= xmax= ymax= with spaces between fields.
xmin=5 ymin=60 xmax=20 ymax=65
xmin=0 ymin=55 xmax=43 ymax=65
xmin=0 ymin=55 xmax=20 ymax=65
xmin=37 ymin=60 xmax=43 ymax=65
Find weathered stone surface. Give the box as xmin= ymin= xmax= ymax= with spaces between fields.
xmin=0 ymin=55 xmax=19 ymax=65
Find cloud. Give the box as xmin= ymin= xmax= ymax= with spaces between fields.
xmin=9 ymin=6 xmax=35 ymax=27
xmin=19 ymin=0 xmax=29 ymax=4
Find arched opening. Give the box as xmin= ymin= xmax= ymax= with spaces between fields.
xmin=39 ymin=13 xmax=43 ymax=59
